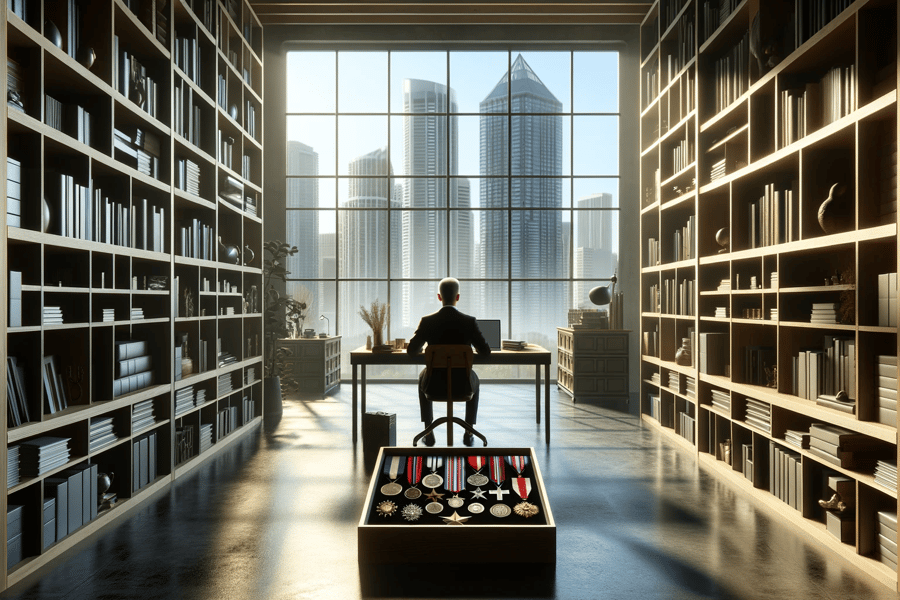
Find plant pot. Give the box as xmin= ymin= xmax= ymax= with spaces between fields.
xmin=264 ymin=376 xmax=283 ymax=416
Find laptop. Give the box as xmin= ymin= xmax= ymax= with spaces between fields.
xmin=475 ymin=319 xmax=502 ymax=350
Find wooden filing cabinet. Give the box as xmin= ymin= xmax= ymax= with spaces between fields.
xmin=279 ymin=336 xmax=341 ymax=398
xmin=557 ymin=328 xmax=629 ymax=402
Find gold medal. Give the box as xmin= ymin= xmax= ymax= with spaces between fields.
xmin=376 ymin=500 xmax=398 ymax=517
xmin=513 ymin=501 xmax=539 ymax=518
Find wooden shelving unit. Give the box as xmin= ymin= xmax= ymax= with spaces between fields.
xmin=640 ymin=0 xmax=899 ymax=591
xmin=2 ymin=0 xmax=264 ymax=589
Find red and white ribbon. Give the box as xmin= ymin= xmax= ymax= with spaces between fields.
xmin=511 ymin=477 xmax=532 ymax=500
xmin=489 ymin=456 xmax=506 ymax=485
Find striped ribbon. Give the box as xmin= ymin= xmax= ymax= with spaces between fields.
xmin=427 ymin=456 xmax=443 ymax=473
xmin=468 ymin=456 xmax=487 ymax=471
xmin=506 ymin=455 xmax=528 ymax=475
xmin=489 ymin=456 xmax=505 ymax=485
xmin=383 ymin=455 xmax=406 ymax=479
xmin=512 ymin=477 xmax=532 ymax=500
xmin=407 ymin=456 xmax=422 ymax=486
xmin=445 ymin=456 xmax=465 ymax=492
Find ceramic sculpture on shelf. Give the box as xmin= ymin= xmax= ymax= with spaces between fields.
xmin=817 ymin=183 xmax=847 ymax=234
xmin=716 ymin=227 xmax=729 ymax=253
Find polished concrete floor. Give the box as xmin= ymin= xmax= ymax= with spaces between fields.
xmin=1 ymin=384 xmax=897 ymax=600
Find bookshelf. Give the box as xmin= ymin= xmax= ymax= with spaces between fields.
xmin=640 ymin=0 xmax=899 ymax=591
xmin=3 ymin=0 xmax=263 ymax=589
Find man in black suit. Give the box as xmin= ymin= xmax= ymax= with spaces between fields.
xmin=407 ymin=278 xmax=491 ymax=446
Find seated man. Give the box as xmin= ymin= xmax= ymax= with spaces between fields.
xmin=407 ymin=277 xmax=491 ymax=446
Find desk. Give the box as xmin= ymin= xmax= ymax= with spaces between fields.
xmin=349 ymin=345 xmax=552 ymax=444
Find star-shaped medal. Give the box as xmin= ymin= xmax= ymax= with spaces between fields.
xmin=424 ymin=489 xmax=445 ymax=502
xmin=470 ymin=487 xmax=487 ymax=500
xmin=442 ymin=510 xmax=471 ymax=525
xmin=489 ymin=486 xmax=509 ymax=501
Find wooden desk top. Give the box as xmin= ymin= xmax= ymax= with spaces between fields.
xmin=350 ymin=345 xmax=551 ymax=365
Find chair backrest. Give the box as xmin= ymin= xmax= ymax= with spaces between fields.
xmin=423 ymin=345 xmax=474 ymax=401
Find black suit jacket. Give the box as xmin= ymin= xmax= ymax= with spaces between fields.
xmin=407 ymin=306 xmax=491 ymax=397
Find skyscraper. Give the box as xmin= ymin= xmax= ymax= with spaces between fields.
xmin=400 ymin=79 xmax=472 ymax=327
xmin=480 ymin=54 xmax=564 ymax=335
xmin=286 ymin=141 xmax=320 ymax=318
xmin=339 ymin=147 xmax=401 ymax=340
xmin=573 ymin=193 xmax=618 ymax=308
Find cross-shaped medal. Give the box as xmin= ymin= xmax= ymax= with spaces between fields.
xmin=489 ymin=486 xmax=509 ymax=501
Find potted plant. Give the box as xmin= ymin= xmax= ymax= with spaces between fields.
xmin=263 ymin=240 xmax=307 ymax=415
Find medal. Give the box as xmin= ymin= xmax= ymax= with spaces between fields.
xmin=448 ymin=495 xmax=464 ymax=508
xmin=490 ymin=504 xmax=511 ymax=518
xmin=424 ymin=489 xmax=444 ymax=502
xmin=506 ymin=455 xmax=528 ymax=476
xmin=488 ymin=456 xmax=510 ymax=501
xmin=514 ymin=501 xmax=539 ymax=518
xmin=444 ymin=457 xmax=465 ymax=509
xmin=470 ymin=487 xmax=487 ymax=500
xmin=422 ymin=456 xmax=444 ymax=488
xmin=401 ymin=504 xmax=423 ymax=522
xmin=380 ymin=455 xmax=405 ymax=496
xmin=405 ymin=456 xmax=423 ymax=499
xmin=375 ymin=500 xmax=397 ymax=517
xmin=468 ymin=502 xmax=485 ymax=514
xmin=511 ymin=476 xmax=539 ymax=517
xmin=467 ymin=456 xmax=489 ymax=487
xmin=425 ymin=501 xmax=443 ymax=514
xmin=442 ymin=511 xmax=471 ymax=525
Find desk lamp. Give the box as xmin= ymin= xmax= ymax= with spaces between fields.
xmin=588 ymin=272 xmax=617 ymax=307
xmin=319 ymin=314 xmax=329 ymax=337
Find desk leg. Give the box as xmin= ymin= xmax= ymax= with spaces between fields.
xmin=545 ymin=364 xmax=551 ymax=444
xmin=535 ymin=366 xmax=541 ymax=424
xmin=352 ymin=364 xmax=358 ymax=444
xmin=361 ymin=364 xmax=367 ymax=414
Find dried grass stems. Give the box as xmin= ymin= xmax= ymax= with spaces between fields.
xmin=359 ymin=300 xmax=389 ymax=335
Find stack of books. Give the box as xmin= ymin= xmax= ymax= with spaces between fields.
xmin=132 ymin=399 xmax=156 ymax=433
xmin=130 ymin=308 xmax=144 ymax=321
xmin=113 ymin=127 xmax=160 ymax=179
xmin=218 ymin=350 xmax=238 ymax=367
xmin=877 ymin=355 xmax=897 ymax=426
xmin=710 ymin=388 xmax=730 ymax=412
xmin=7 ymin=446 xmax=19 ymax=489
xmin=709 ymin=158 xmax=726 ymax=181
xmin=245 ymin=367 xmax=257 ymax=385
xmin=501 ymin=340 xmax=527 ymax=351
xmin=131 ymin=432 xmax=157 ymax=493
xmin=716 ymin=278 xmax=731 ymax=292
xmin=877 ymin=511 xmax=898 ymax=570
xmin=741 ymin=443 xmax=753 ymax=484
xmin=88 ymin=416 xmax=118 ymax=453
xmin=245 ymin=193 xmax=258 ymax=216
xmin=43 ymin=307 xmax=63 ymax=326
xmin=810 ymin=302 xmax=838 ymax=324
xmin=217 ymin=373 xmax=233 ymax=396
xmin=199 ymin=423 xmax=213 ymax=453
xmin=7 ymin=356 xmax=31 ymax=427
xmin=6 ymin=158 xmax=21 ymax=227
xmin=769 ymin=308 xmax=778 ymax=320
xmin=102 ymin=308 xmax=115 ymax=322
xmin=875 ymin=460 xmax=897 ymax=491
xmin=808 ymin=423 xmax=883 ymax=470
xmin=217 ymin=406 xmax=239 ymax=441
xmin=685 ymin=376 xmax=696 ymax=399
xmin=769 ymin=441 xmax=802 ymax=510
xmin=19 ymin=437 xmax=70 ymax=477
xmin=784 ymin=429 xmax=810 ymax=450
xmin=175 ymin=387 xmax=194 ymax=416
xmin=225 ymin=306 xmax=235 ymax=316
xmin=744 ymin=398 xmax=771 ymax=433
xmin=770 ymin=271 xmax=778 ymax=289
xmin=679 ymin=412 xmax=694 ymax=444
xmin=667 ymin=371 xmax=679 ymax=391
xmin=648 ymin=394 xmax=661 ymax=421
xmin=195 ymin=389 xmax=207 ymax=406
xmin=113 ymin=341 xmax=153 ymax=398
xmin=650 ymin=372 xmax=661 ymax=386
xmin=175 ymin=158 xmax=201 ymax=196
xmin=714 ymin=306 xmax=727 ymax=318
xmin=242 ymin=396 xmax=255 ymax=424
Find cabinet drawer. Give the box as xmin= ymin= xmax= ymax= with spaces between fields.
xmin=572 ymin=333 xmax=628 ymax=355
xmin=573 ymin=376 xmax=628 ymax=395
xmin=573 ymin=357 xmax=627 ymax=376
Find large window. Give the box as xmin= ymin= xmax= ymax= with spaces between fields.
xmin=285 ymin=50 xmax=620 ymax=378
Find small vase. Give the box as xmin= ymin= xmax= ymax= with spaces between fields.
xmin=41 ymin=197 xmax=51 ymax=233
xmin=181 ymin=357 xmax=193 ymax=377
xmin=818 ymin=183 xmax=845 ymax=235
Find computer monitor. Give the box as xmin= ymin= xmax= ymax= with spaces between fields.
xmin=476 ymin=319 xmax=502 ymax=350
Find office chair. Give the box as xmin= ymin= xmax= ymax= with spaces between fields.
xmin=412 ymin=345 xmax=488 ymax=447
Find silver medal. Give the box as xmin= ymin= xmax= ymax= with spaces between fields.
xmin=401 ymin=504 xmax=423 ymax=522
xmin=404 ymin=487 xmax=422 ymax=500
xmin=490 ymin=504 xmax=512 ymax=518
xmin=447 ymin=495 xmax=464 ymax=509
xmin=380 ymin=481 xmax=402 ymax=496
xmin=467 ymin=473 xmax=489 ymax=487
xmin=425 ymin=501 xmax=443 ymax=514
xmin=469 ymin=502 xmax=485 ymax=514
xmin=422 ymin=473 xmax=444 ymax=488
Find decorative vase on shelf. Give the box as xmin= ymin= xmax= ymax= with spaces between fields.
xmin=41 ymin=197 xmax=51 ymax=233
xmin=715 ymin=227 xmax=729 ymax=253
xmin=77 ymin=46 xmax=96 ymax=70
xmin=817 ymin=183 xmax=846 ymax=235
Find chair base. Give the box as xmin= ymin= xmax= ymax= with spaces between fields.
xmin=413 ymin=416 xmax=487 ymax=447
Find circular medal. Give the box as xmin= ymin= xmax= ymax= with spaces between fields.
xmin=376 ymin=500 xmax=397 ymax=517
xmin=425 ymin=501 xmax=443 ymax=514
xmin=469 ymin=502 xmax=485 ymax=514
xmin=401 ymin=504 xmax=423 ymax=522
xmin=380 ymin=481 xmax=402 ymax=496
xmin=404 ymin=487 xmax=422 ymax=500
xmin=467 ymin=473 xmax=489 ymax=487
xmin=513 ymin=501 xmax=539 ymax=518
xmin=447 ymin=495 xmax=464 ymax=509
xmin=490 ymin=504 xmax=511 ymax=518
xmin=422 ymin=473 xmax=444 ymax=488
